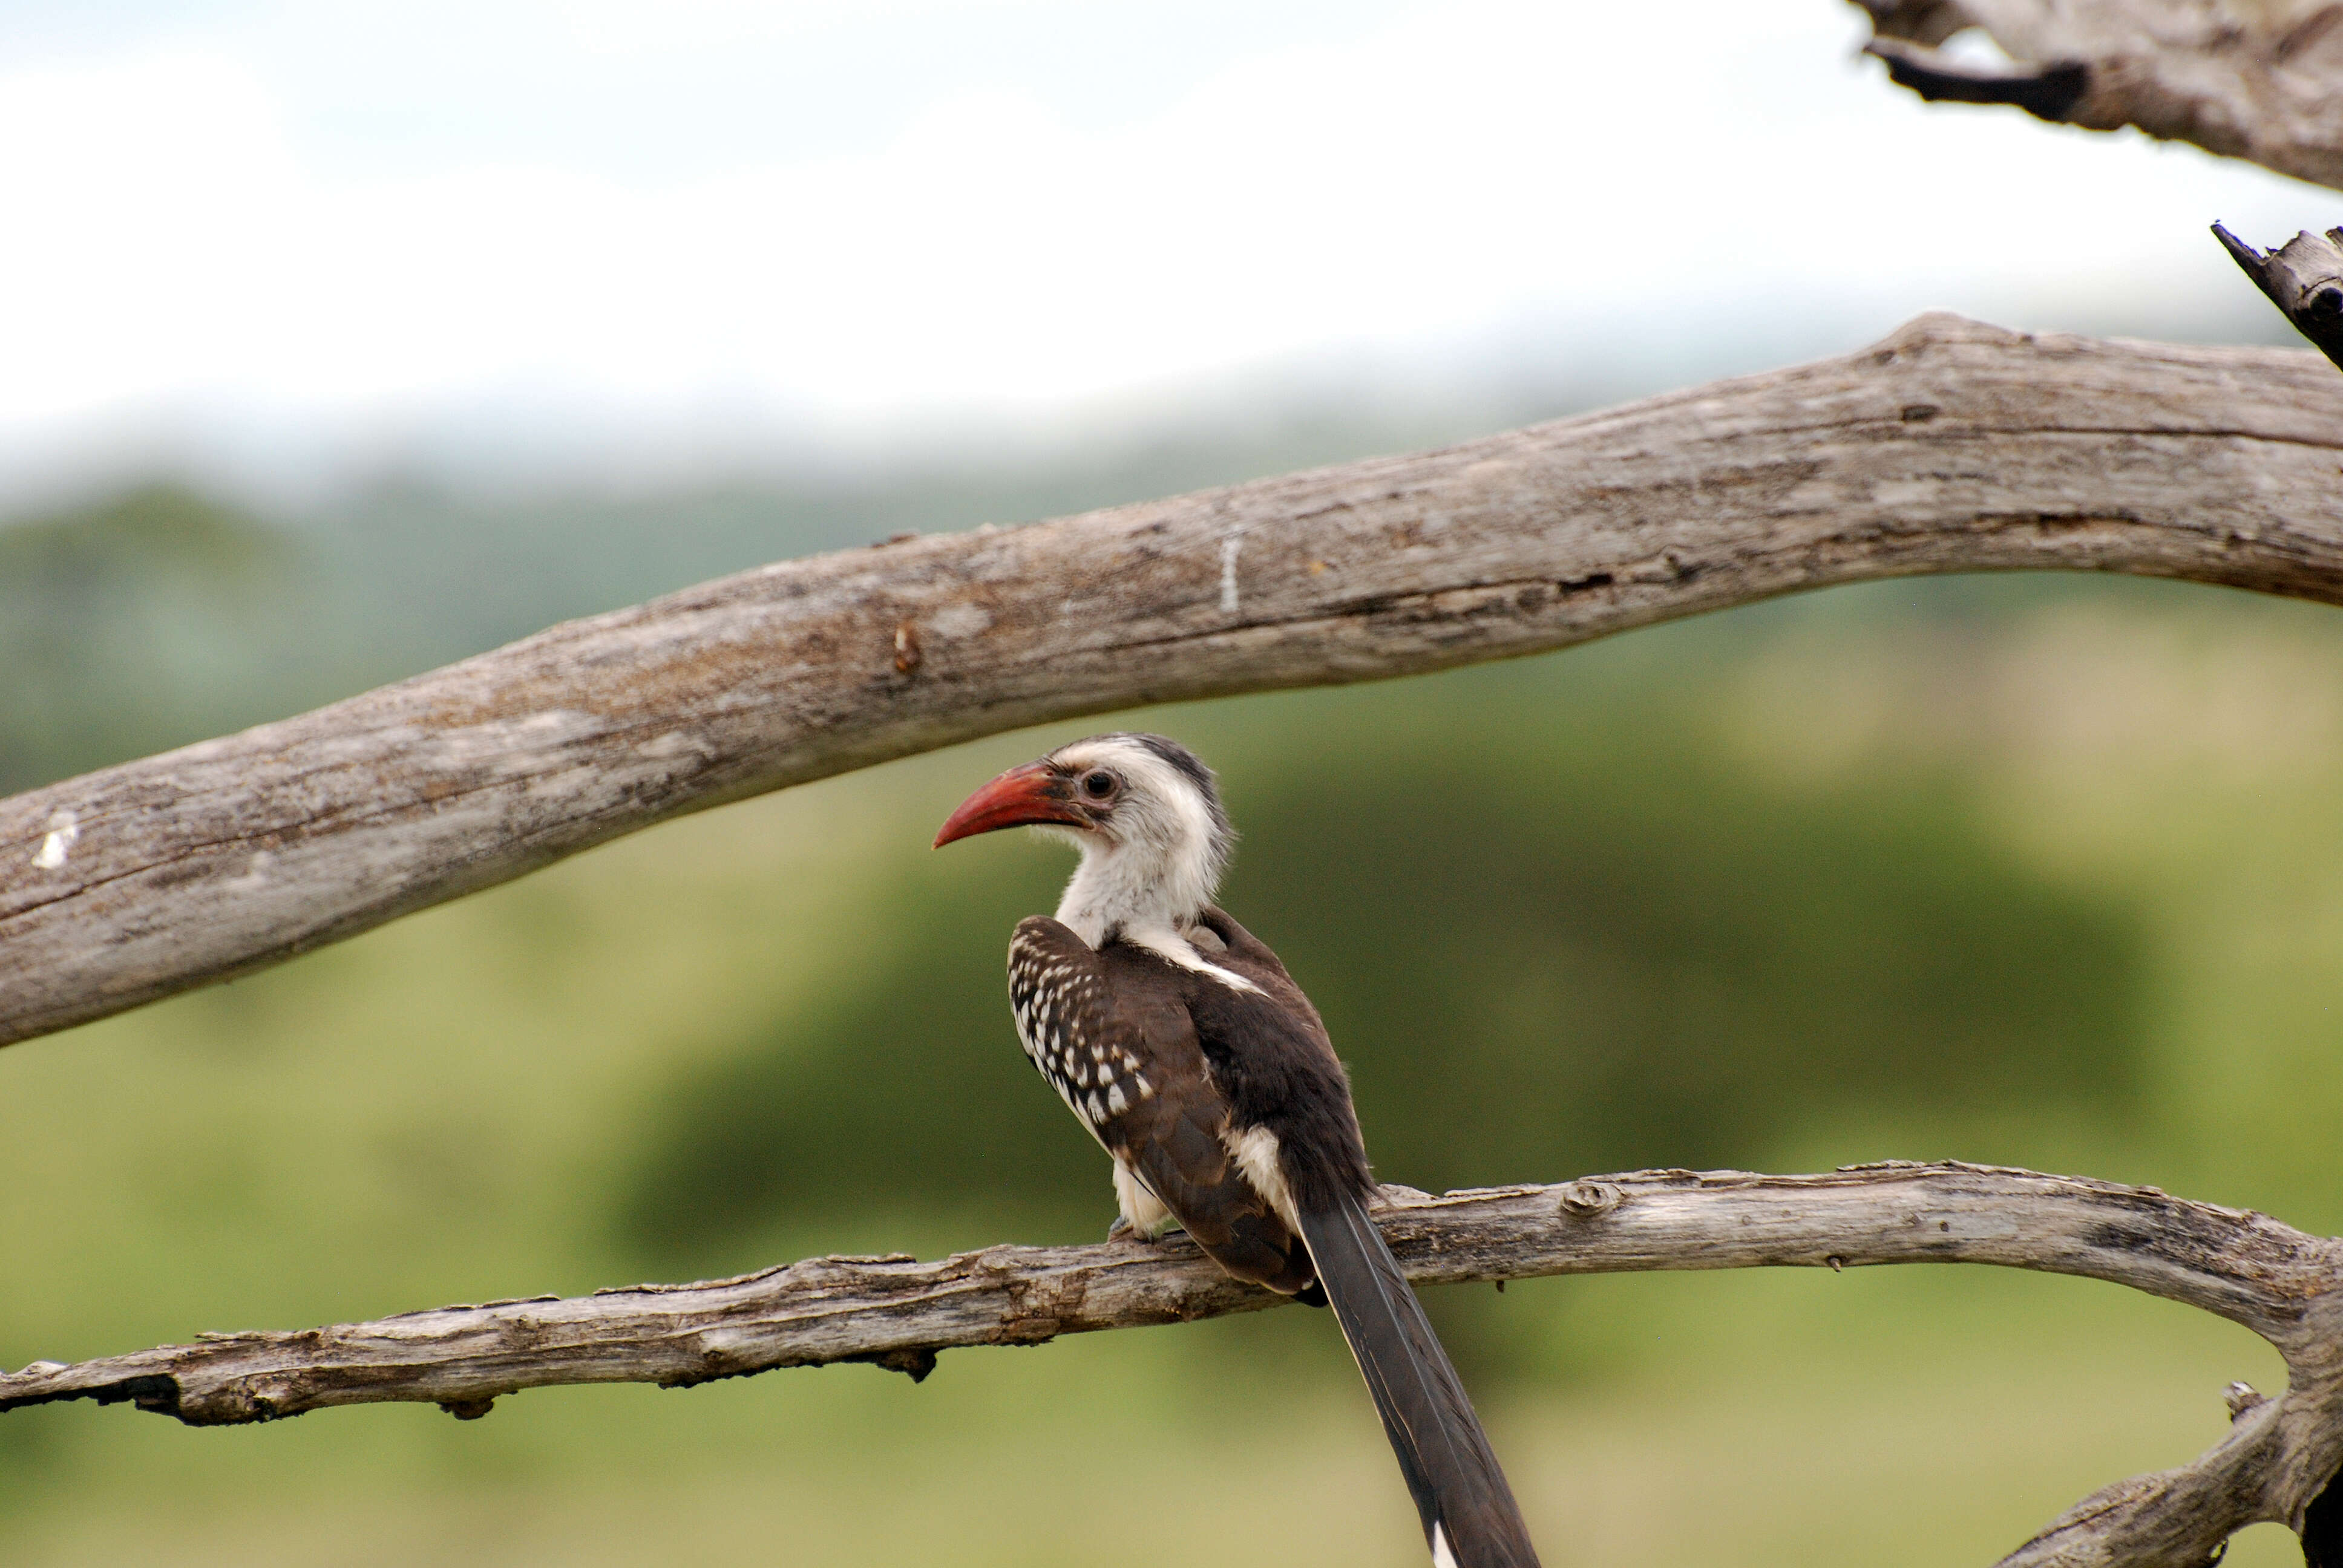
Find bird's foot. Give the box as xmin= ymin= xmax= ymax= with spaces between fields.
xmin=1107 ymin=1215 xmax=1136 ymax=1242
xmin=1107 ymin=1217 xmax=1187 ymax=1244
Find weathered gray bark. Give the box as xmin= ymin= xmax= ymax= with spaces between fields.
xmin=1854 ymin=0 xmax=2343 ymax=191
xmin=5 ymin=1163 xmax=2336 ymax=1567
xmin=5 ymin=313 xmax=2341 ymax=1051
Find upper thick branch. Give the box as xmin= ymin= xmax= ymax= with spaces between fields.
xmin=1855 ymin=0 xmax=2343 ymax=191
xmin=4 ymin=315 xmax=2340 ymax=1050
xmin=5 ymin=1163 xmax=2339 ymax=1567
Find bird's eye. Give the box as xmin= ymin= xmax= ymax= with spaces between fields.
xmin=1081 ymin=770 xmax=1116 ymax=800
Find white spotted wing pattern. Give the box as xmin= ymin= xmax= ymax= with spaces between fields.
xmin=1007 ymin=922 xmax=1158 ymax=1140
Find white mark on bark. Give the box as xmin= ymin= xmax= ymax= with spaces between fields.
xmin=1219 ymin=529 xmax=1245 ymax=614
xmin=637 ymin=730 xmax=713 ymax=761
xmin=928 ymin=602 xmax=992 ymax=639
xmin=222 ymin=851 xmax=275 ymax=892
xmin=31 ymin=809 xmax=78 ymax=871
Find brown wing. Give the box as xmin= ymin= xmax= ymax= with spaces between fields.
xmin=1008 ymin=916 xmax=1315 ymax=1295
xmin=1188 ymin=904 xmax=1376 ymax=1213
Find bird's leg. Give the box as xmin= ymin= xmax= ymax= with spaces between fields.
xmin=1111 ymin=1160 xmax=1185 ymax=1243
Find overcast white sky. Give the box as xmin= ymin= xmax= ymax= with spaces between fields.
xmin=0 ymin=0 xmax=2330 ymax=501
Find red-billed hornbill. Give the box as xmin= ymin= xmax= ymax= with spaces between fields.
xmin=936 ymin=733 xmax=1541 ymax=1568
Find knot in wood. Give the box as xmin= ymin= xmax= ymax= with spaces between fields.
xmin=1560 ymin=1180 xmax=1623 ymax=1218
xmin=2226 ymin=1381 xmax=2267 ymax=1420
xmin=204 ymin=1378 xmax=291 ymax=1423
xmin=991 ymin=1272 xmax=1084 ymax=1345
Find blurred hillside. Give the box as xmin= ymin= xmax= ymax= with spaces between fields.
xmin=4 ymin=411 xmax=2341 ymax=1567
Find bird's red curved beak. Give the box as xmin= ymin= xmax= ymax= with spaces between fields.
xmin=933 ymin=762 xmax=1085 ymax=848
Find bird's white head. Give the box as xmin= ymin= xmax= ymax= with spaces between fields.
xmin=933 ymin=732 xmax=1234 ymax=947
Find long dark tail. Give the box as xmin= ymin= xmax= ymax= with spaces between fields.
xmin=1295 ymin=1193 xmax=1541 ymax=1568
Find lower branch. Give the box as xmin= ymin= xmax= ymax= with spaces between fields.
xmin=6 ymin=1162 xmax=2339 ymax=1566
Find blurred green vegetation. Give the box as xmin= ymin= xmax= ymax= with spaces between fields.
xmin=4 ymin=434 xmax=2341 ymax=1567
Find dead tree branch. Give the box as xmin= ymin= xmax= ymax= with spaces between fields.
xmin=4 ymin=1163 xmax=2337 ymax=1567
xmin=1854 ymin=0 xmax=2343 ymax=191
xmin=4 ymin=313 xmax=2340 ymax=1051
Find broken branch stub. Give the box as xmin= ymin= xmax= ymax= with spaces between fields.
xmin=4 ymin=1163 xmax=2342 ymax=1566
xmin=2217 ymin=223 xmax=2343 ymax=372
xmin=4 ymin=315 xmax=2342 ymax=1052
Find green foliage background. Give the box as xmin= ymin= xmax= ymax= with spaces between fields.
xmin=4 ymin=428 xmax=2338 ymax=1565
